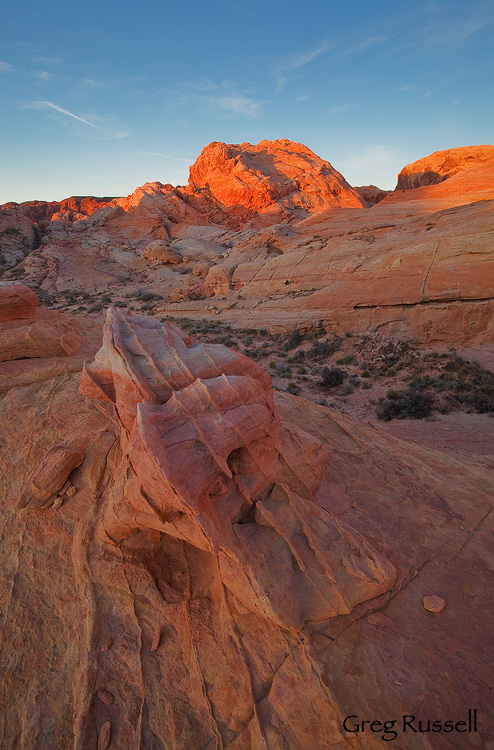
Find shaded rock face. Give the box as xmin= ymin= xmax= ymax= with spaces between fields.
xmin=396 ymin=145 xmax=494 ymax=190
xmin=355 ymin=184 xmax=391 ymax=205
xmin=188 ymin=138 xmax=366 ymax=215
xmin=80 ymin=309 xmax=396 ymax=629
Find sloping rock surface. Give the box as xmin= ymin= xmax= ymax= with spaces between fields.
xmin=396 ymin=145 xmax=494 ymax=190
xmin=0 ymin=301 xmax=492 ymax=748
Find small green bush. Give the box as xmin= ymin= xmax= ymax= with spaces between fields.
xmin=320 ymin=367 xmax=346 ymax=390
xmin=377 ymin=389 xmax=434 ymax=421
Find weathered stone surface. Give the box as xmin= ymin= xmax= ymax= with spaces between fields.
xmin=397 ymin=145 xmax=494 ymax=190
xmin=0 ymin=305 xmax=492 ymax=748
xmin=0 ymin=281 xmax=38 ymax=321
xmin=189 ymin=138 xmax=366 ymax=217
xmin=423 ymin=594 xmax=446 ymax=613
xmin=142 ymin=240 xmax=181 ymax=264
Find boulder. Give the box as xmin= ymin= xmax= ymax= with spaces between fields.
xmin=0 ymin=281 xmax=38 ymax=322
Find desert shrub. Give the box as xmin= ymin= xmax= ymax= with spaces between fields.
xmin=336 ymin=355 xmax=356 ymax=365
xmin=283 ymin=330 xmax=303 ymax=351
xmin=134 ymin=290 xmax=163 ymax=302
xmin=319 ymin=367 xmax=346 ymax=390
xmin=308 ymin=339 xmax=331 ymax=359
xmin=113 ymin=300 xmax=127 ymax=307
xmin=361 ymin=370 xmax=371 ymax=378
xmin=377 ymin=389 xmax=434 ymax=421
xmin=287 ymin=382 xmax=299 ymax=395
xmin=342 ymin=384 xmax=354 ymax=395
xmin=101 ymin=295 xmax=112 ymax=304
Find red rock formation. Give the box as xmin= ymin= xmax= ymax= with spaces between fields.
xmin=80 ymin=309 xmax=396 ymax=628
xmin=0 ymin=303 xmax=493 ymax=748
xmin=188 ymin=139 xmax=366 ymax=216
xmin=355 ymin=184 xmax=391 ymax=205
xmin=0 ymin=281 xmax=82 ymax=363
xmin=0 ymin=281 xmax=38 ymax=321
xmin=396 ymin=144 xmax=494 ymax=190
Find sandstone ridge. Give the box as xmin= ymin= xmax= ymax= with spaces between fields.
xmin=0 ymin=290 xmax=492 ymax=748
xmin=396 ymin=144 xmax=494 ymax=190
xmin=80 ymin=308 xmax=396 ymax=629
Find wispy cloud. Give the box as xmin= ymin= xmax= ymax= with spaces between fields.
xmin=421 ymin=14 xmax=491 ymax=47
xmin=137 ymin=151 xmax=191 ymax=163
xmin=29 ymin=100 xmax=99 ymax=127
xmin=0 ymin=61 xmax=13 ymax=73
xmin=273 ymin=40 xmax=334 ymax=90
xmin=340 ymin=145 xmax=394 ymax=171
xmin=212 ymin=94 xmax=262 ymax=117
xmin=33 ymin=70 xmax=58 ymax=82
xmin=395 ymin=84 xmax=415 ymax=92
xmin=31 ymin=55 xmax=65 ymax=66
xmin=339 ymin=35 xmax=392 ymax=57
xmin=163 ymin=81 xmax=263 ymax=119
xmin=328 ymin=104 xmax=352 ymax=113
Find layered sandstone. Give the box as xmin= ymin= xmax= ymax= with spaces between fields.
xmin=188 ymin=139 xmax=366 ymax=217
xmin=0 ymin=303 xmax=492 ymax=748
xmin=396 ymin=145 xmax=494 ymax=190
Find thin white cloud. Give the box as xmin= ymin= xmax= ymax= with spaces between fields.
xmin=213 ymin=94 xmax=262 ymax=117
xmin=0 ymin=61 xmax=13 ymax=73
xmin=341 ymin=145 xmax=394 ymax=171
xmin=295 ymin=93 xmax=315 ymax=102
xmin=421 ymin=14 xmax=491 ymax=47
xmin=31 ymin=55 xmax=65 ymax=66
xmin=137 ymin=151 xmax=191 ymax=163
xmin=33 ymin=70 xmax=55 ymax=82
xmin=328 ymin=104 xmax=352 ymax=113
xmin=163 ymin=81 xmax=263 ymax=119
xmin=340 ymin=35 xmax=392 ymax=56
xmin=31 ymin=100 xmax=99 ymax=127
xmin=274 ymin=40 xmax=334 ymax=90
xmin=395 ymin=84 xmax=415 ymax=92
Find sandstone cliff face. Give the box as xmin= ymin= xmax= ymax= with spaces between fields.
xmin=0 ymin=291 xmax=492 ymax=748
xmin=396 ymin=145 xmax=494 ymax=190
xmin=188 ymin=139 xmax=366 ymax=215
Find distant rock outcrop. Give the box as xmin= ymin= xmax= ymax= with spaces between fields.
xmin=355 ymin=184 xmax=392 ymax=205
xmin=396 ymin=145 xmax=494 ymax=190
xmin=188 ymin=139 xmax=366 ymax=216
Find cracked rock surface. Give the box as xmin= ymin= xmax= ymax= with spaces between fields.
xmin=0 ymin=293 xmax=492 ymax=749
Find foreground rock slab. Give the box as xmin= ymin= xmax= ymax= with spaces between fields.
xmin=0 ymin=305 xmax=492 ymax=748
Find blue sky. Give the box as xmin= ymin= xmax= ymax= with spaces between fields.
xmin=0 ymin=0 xmax=493 ymax=203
